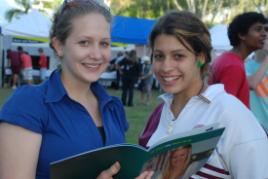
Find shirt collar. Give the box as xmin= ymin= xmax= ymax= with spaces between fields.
xmin=90 ymin=82 xmax=113 ymax=108
xmin=159 ymin=84 xmax=225 ymax=105
xmin=45 ymin=70 xmax=113 ymax=106
xmin=201 ymin=84 xmax=225 ymax=102
xmin=45 ymin=69 xmax=67 ymax=103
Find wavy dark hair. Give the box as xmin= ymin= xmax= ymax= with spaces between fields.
xmin=149 ymin=11 xmax=212 ymax=75
xmin=228 ymin=12 xmax=267 ymax=47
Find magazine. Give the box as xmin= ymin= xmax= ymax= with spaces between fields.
xmin=50 ymin=124 xmax=224 ymax=179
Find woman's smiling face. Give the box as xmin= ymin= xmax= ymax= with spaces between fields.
xmin=55 ymin=12 xmax=111 ymax=84
xmin=152 ymin=34 xmax=202 ymax=96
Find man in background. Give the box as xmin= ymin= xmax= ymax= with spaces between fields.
xmin=7 ymin=48 xmax=21 ymax=89
xmin=118 ymin=50 xmax=141 ymax=106
xmin=209 ymin=12 xmax=267 ymax=108
xmin=19 ymin=47 xmax=33 ymax=84
xmin=109 ymin=51 xmax=125 ymax=89
xmin=38 ymin=48 xmax=48 ymax=82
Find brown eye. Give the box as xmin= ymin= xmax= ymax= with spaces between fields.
xmin=174 ymin=54 xmax=184 ymax=60
xmin=78 ymin=40 xmax=90 ymax=47
xmin=153 ymin=54 xmax=163 ymax=61
xmin=100 ymin=41 xmax=110 ymax=48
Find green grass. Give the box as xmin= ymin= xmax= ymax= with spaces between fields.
xmin=0 ymin=88 xmax=13 ymax=108
xmin=0 ymin=87 xmax=162 ymax=144
xmin=97 ymin=88 xmax=162 ymax=144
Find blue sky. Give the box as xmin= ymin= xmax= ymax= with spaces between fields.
xmin=0 ymin=0 xmax=19 ymax=25
xmin=0 ymin=0 xmax=37 ymax=25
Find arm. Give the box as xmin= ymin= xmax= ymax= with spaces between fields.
xmin=224 ymin=100 xmax=268 ymax=178
xmin=141 ymin=68 xmax=153 ymax=80
xmin=0 ymin=122 xmax=42 ymax=179
xmin=230 ymin=139 xmax=268 ymax=178
xmin=247 ymin=57 xmax=268 ymax=89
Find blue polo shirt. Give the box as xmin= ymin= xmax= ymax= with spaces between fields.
xmin=0 ymin=70 xmax=128 ymax=179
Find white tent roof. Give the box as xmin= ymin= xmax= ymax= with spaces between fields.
xmin=209 ymin=24 xmax=232 ymax=51
xmin=2 ymin=9 xmax=51 ymax=38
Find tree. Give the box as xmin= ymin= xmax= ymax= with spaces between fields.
xmin=110 ymin=0 xmax=268 ymax=26
xmin=32 ymin=0 xmax=63 ymax=17
xmin=110 ymin=0 xmax=233 ymax=23
xmin=5 ymin=0 xmax=63 ymax=22
xmin=5 ymin=0 xmax=32 ymax=22
xmin=111 ymin=0 xmax=180 ymax=18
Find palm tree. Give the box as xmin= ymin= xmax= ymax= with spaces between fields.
xmin=5 ymin=0 xmax=63 ymax=22
xmin=32 ymin=0 xmax=63 ymax=18
xmin=5 ymin=0 xmax=32 ymax=22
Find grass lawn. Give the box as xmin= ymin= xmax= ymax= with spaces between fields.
xmin=0 ymin=88 xmax=13 ymax=108
xmin=0 ymin=87 xmax=162 ymax=144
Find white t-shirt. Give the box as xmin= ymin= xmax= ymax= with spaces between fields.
xmin=147 ymin=84 xmax=268 ymax=179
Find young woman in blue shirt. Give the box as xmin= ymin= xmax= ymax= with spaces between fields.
xmin=0 ymin=1 xmax=153 ymax=179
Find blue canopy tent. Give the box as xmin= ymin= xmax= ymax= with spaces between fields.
xmin=98 ymin=16 xmax=156 ymax=87
xmin=111 ymin=16 xmax=156 ymax=45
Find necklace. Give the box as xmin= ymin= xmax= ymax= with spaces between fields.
xmin=167 ymin=83 xmax=205 ymax=134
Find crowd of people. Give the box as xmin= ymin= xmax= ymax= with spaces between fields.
xmin=5 ymin=46 xmax=49 ymax=89
xmin=108 ymin=50 xmax=155 ymax=107
xmin=0 ymin=0 xmax=268 ymax=179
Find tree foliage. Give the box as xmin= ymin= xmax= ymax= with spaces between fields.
xmin=110 ymin=0 xmax=268 ymax=25
xmin=6 ymin=0 xmax=268 ymax=25
xmin=5 ymin=0 xmax=63 ymax=22
xmin=5 ymin=0 xmax=32 ymax=22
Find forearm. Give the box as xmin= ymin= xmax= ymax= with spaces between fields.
xmin=248 ymin=58 xmax=268 ymax=89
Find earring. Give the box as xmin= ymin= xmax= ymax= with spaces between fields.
xmin=196 ymin=60 xmax=205 ymax=68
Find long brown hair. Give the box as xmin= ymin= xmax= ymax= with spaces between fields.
xmin=162 ymin=145 xmax=192 ymax=179
xmin=150 ymin=11 xmax=212 ymax=76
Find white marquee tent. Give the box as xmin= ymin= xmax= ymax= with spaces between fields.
xmin=209 ymin=24 xmax=232 ymax=51
xmin=0 ymin=10 xmax=55 ymax=87
xmin=2 ymin=9 xmax=51 ymax=39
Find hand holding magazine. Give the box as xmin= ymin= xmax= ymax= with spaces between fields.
xmin=50 ymin=124 xmax=224 ymax=179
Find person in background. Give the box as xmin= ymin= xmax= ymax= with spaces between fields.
xmin=139 ymin=10 xmax=268 ymax=178
xmin=245 ymin=31 xmax=268 ymax=131
xmin=109 ymin=51 xmax=125 ymax=89
xmin=118 ymin=50 xmax=141 ymax=106
xmin=6 ymin=48 xmax=21 ymax=89
xmin=0 ymin=1 xmax=152 ymax=179
xmin=38 ymin=48 xmax=48 ymax=82
xmin=19 ymin=48 xmax=33 ymax=84
xmin=209 ymin=12 xmax=267 ymax=108
xmin=110 ymin=51 xmax=124 ymax=67
xmin=139 ymin=56 xmax=154 ymax=105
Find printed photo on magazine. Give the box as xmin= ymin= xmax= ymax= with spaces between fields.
xmin=50 ymin=124 xmax=224 ymax=179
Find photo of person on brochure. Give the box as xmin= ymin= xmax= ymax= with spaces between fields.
xmin=141 ymin=144 xmax=216 ymax=179
xmin=141 ymin=145 xmax=192 ymax=179
xmin=161 ymin=145 xmax=192 ymax=179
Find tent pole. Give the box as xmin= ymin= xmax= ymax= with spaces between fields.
xmin=143 ymin=45 xmax=146 ymax=56
xmin=0 ymin=34 xmax=3 ymax=88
